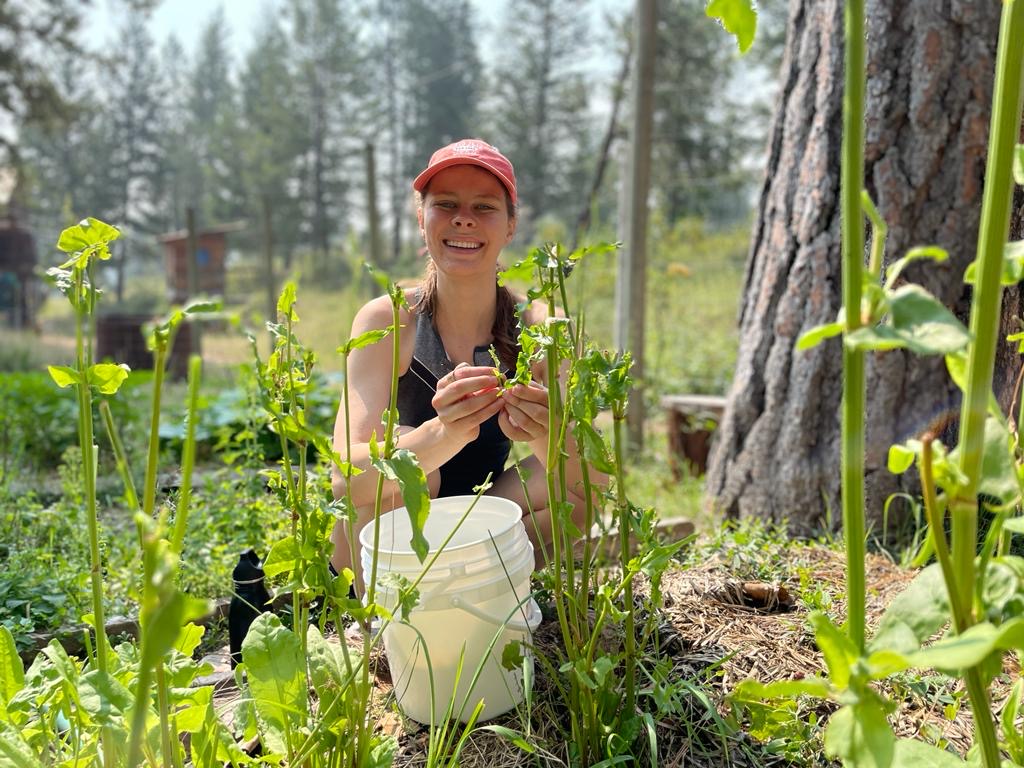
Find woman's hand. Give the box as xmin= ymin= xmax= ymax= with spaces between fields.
xmin=498 ymin=381 xmax=549 ymax=443
xmin=431 ymin=363 xmax=505 ymax=446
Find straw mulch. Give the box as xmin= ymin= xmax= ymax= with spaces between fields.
xmin=212 ymin=545 xmax=1014 ymax=766
xmin=652 ymin=545 xmax=1018 ymax=763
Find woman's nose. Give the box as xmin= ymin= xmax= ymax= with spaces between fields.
xmin=451 ymin=209 xmax=476 ymax=227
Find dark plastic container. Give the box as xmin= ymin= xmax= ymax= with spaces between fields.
xmin=228 ymin=549 xmax=272 ymax=668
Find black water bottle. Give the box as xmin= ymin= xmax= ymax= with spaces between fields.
xmin=229 ymin=549 xmax=272 ymax=668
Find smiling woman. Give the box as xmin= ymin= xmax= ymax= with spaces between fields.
xmin=329 ymin=139 xmax=596 ymax=588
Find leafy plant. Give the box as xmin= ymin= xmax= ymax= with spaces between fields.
xmin=744 ymin=1 xmax=1024 ymax=766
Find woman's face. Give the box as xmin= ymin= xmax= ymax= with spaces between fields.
xmin=418 ymin=165 xmax=516 ymax=278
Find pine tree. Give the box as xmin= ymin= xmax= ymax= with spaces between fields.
xmin=396 ymin=0 xmax=482 ymax=177
xmin=288 ymin=0 xmax=366 ymax=273
xmin=0 ymin=0 xmax=83 ymax=164
xmin=187 ymin=8 xmax=247 ymax=226
xmin=239 ymin=15 xmax=304 ymax=275
xmin=486 ymin=0 xmax=595 ymax=235
xmin=151 ymin=34 xmax=192 ymax=233
xmin=106 ymin=6 xmax=166 ymax=301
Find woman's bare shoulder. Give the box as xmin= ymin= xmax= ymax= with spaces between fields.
xmin=352 ymin=291 xmax=418 ymax=333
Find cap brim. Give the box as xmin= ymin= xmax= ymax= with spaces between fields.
xmin=413 ymin=157 xmax=517 ymax=205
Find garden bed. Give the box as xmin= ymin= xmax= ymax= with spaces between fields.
xmin=192 ymin=539 xmax=1004 ymax=767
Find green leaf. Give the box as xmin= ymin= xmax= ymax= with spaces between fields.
xmin=0 ymin=721 xmax=42 ymax=767
xmin=1013 ymin=143 xmax=1024 ymax=186
xmin=888 ymin=285 xmax=970 ymax=355
xmin=373 ymin=449 xmax=431 ymax=562
xmin=276 ymin=281 xmax=298 ymax=322
xmin=174 ymin=687 xmax=214 ymax=733
xmin=847 ymin=286 xmax=970 ymax=355
xmin=497 ymin=258 xmax=538 ymax=286
xmin=481 ymin=725 xmax=537 ymax=754
xmin=892 ymin=738 xmax=966 ymax=766
xmin=592 ymin=655 xmax=616 ymax=687
xmin=797 ymin=321 xmax=844 ymax=351
xmin=945 ymin=352 xmax=1002 ymax=418
xmin=262 ymin=535 xmax=298 ymax=579
xmin=241 ymin=613 xmax=307 ymax=756
xmin=1001 ymin=679 xmax=1024 ymax=752
xmin=810 ymin=613 xmax=857 ymax=688
xmin=306 ymin=624 xmax=352 ymax=703
xmin=378 ymin=571 xmax=419 ymax=621
xmin=823 ymin=702 xmax=895 ymax=768
xmin=870 ymin=564 xmax=950 ymax=654
xmin=908 ymin=618 xmax=1024 ymax=673
xmin=965 ymin=241 xmax=1024 ymax=286
xmin=574 ymin=421 xmax=614 ymax=473
xmin=366 ymin=736 xmax=399 ymax=768
xmin=885 ymin=245 xmax=949 ymax=287
xmin=732 ymin=676 xmax=832 ymax=701
xmin=949 ymin=416 xmax=1020 ymax=505
xmin=57 ymin=217 xmax=120 ymax=265
xmin=182 ymin=298 xmax=222 ymax=315
xmin=501 ymin=639 xmax=525 ymax=671
xmin=47 ymin=365 xmax=80 ymax=388
xmin=705 ymin=0 xmax=757 ymax=53
xmin=174 ymin=623 xmax=206 ymax=657
xmin=88 ymin=363 xmax=131 ymax=394
xmin=887 ymin=444 xmax=915 ymax=474
xmin=78 ymin=669 xmax=134 ymax=726
xmin=337 ymin=327 xmax=392 ymax=355
xmin=0 ymin=626 xmax=24 ymax=711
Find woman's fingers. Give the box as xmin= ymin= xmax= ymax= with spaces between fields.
xmin=498 ymin=409 xmax=532 ymax=442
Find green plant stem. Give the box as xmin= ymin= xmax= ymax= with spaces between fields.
xmin=75 ymin=269 xmax=113 ymax=768
xmin=949 ymin=3 xmax=1024 ymax=765
xmin=952 ymin=0 xmax=1024 ymax=621
xmin=920 ymin=437 xmax=967 ymax=630
xmin=862 ymin=190 xmax=887 ymax=278
xmin=126 ymin=662 xmax=153 ymax=766
xmin=142 ymin=342 xmax=168 ymax=518
xmin=840 ymin=0 xmax=867 ymax=654
xmin=75 ymin=274 xmax=108 ymax=674
xmin=156 ymin=663 xmax=174 ymax=766
xmin=171 ymin=355 xmax=202 ymax=554
xmin=361 ymin=296 xmax=403 ymax=765
xmin=99 ymin=399 xmax=139 ymax=514
xmin=613 ymin=410 xmax=636 ymax=720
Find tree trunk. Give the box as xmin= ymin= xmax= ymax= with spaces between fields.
xmin=705 ymin=0 xmax=1021 ymax=533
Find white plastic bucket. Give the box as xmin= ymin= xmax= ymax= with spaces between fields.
xmin=359 ymin=495 xmax=541 ymax=724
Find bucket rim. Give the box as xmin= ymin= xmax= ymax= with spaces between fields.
xmin=359 ymin=495 xmax=524 ymax=557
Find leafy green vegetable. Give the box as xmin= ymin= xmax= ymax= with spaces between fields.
xmin=705 ymin=0 xmax=757 ymax=54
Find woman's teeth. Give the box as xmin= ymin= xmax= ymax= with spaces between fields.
xmin=445 ymin=240 xmax=480 ymax=249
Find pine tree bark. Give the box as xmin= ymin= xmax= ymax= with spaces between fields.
xmin=706 ymin=0 xmax=1022 ymax=533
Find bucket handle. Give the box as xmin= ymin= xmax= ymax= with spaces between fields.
xmin=449 ymin=595 xmax=542 ymax=633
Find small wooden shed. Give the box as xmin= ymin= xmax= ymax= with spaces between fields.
xmin=0 ymin=218 xmax=38 ymax=329
xmin=158 ymin=222 xmax=244 ymax=303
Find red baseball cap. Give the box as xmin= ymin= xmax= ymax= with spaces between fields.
xmin=413 ymin=139 xmax=517 ymax=205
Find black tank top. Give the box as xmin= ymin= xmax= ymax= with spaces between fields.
xmin=396 ymin=309 xmax=514 ymax=496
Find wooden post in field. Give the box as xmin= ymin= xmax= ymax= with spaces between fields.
xmin=365 ymin=142 xmax=383 ymax=273
xmin=616 ymin=0 xmax=656 ymax=449
xmin=262 ymin=194 xmax=276 ymax=325
xmin=185 ymin=206 xmax=202 ymax=355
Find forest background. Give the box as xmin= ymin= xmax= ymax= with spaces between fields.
xmin=3 ymin=0 xmax=784 ymax=315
